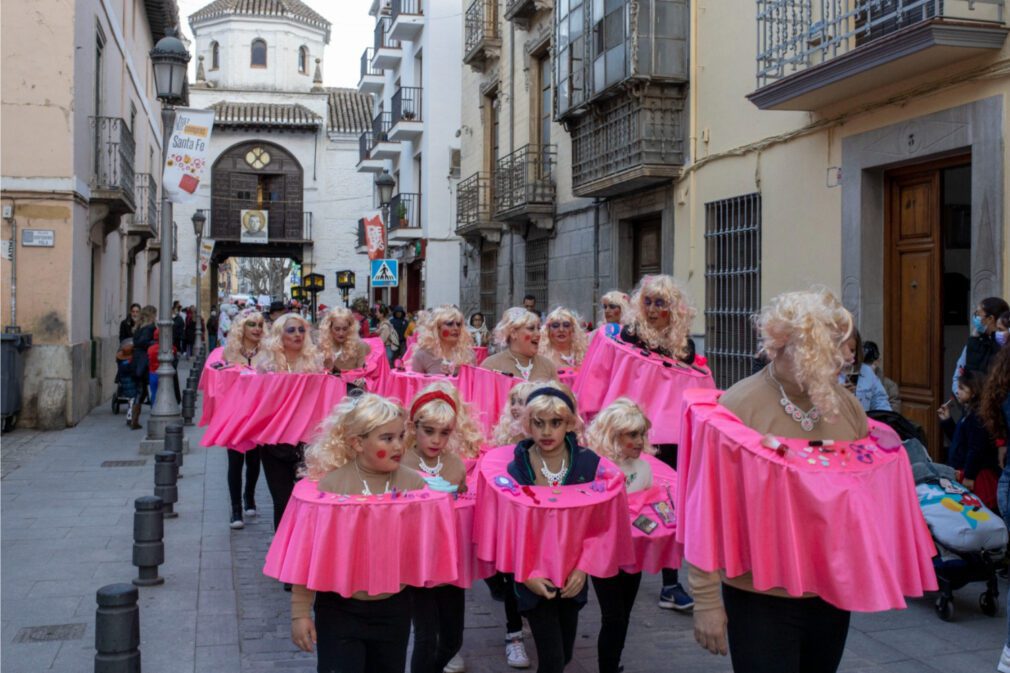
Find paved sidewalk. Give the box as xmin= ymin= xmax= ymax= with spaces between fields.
xmin=2 ymin=369 xmax=1007 ymax=672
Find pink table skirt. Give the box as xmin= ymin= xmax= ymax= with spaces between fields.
xmin=380 ymin=369 xmax=458 ymax=405
xmin=456 ymin=365 xmax=519 ymax=436
xmin=473 ymin=445 xmax=634 ymax=585
xmin=473 ymin=346 xmax=489 ymax=366
xmin=200 ymin=372 xmax=347 ymax=452
xmin=197 ymin=348 xmax=244 ymax=427
xmin=624 ymin=456 xmax=683 ymax=574
xmin=338 ymin=337 xmax=389 ymax=392
xmin=573 ymin=332 xmax=716 ymax=444
xmin=263 ymin=479 xmax=459 ymax=596
xmin=558 ymin=368 xmax=578 ymax=389
xmin=676 ymin=388 xmax=937 ymax=612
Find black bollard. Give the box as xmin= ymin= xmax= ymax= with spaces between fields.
xmin=153 ymin=452 xmax=178 ymax=518
xmin=164 ymin=424 xmax=184 ymax=470
xmin=132 ymin=496 xmax=165 ymax=586
xmin=181 ymin=389 xmax=195 ymax=426
xmin=95 ymin=583 xmax=141 ymax=673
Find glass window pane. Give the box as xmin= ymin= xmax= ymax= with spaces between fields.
xmin=571 ymin=7 xmax=583 ymax=39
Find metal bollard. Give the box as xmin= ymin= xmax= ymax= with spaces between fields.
xmin=153 ymin=452 xmax=178 ymax=518
xmin=164 ymin=424 xmax=184 ymax=470
xmin=181 ymin=389 xmax=195 ymax=426
xmin=132 ymin=496 xmax=165 ymax=586
xmin=95 ymin=583 xmax=141 ymax=673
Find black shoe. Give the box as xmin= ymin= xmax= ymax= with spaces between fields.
xmin=230 ymin=509 xmax=244 ymax=530
xmin=284 ymin=583 xmax=292 ymax=592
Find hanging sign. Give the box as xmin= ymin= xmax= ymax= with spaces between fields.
xmin=363 ymin=212 xmax=386 ymax=261
xmin=162 ymin=108 xmax=214 ymax=204
xmin=240 ymin=209 xmax=269 ymax=244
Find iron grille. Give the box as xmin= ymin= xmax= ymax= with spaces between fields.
xmin=704 ymin=193 xmax=761 ymax=390
xmin=390 ymin=192 xmax=421 ymax=229
xmin=90 ymin=116 xmax=136 ymax=206
xmin=480 ymin=247 xmax=499 ymax=320
xmin=374 ymin=17 xmax=399 ymax=52
xmin=361 ymin=48 xmax=381 ymax=78
xmin=456 ymin=172 xmax=493 ymax=231
xmin=359 ymin=131 xmax=374 ymax=162
xmin=494 ymin=144 xmax=556 ymax=215
xmin=133 ymin=173 xmax=159 ymax=233
xmin=392 ymin=0 xmax=423 ymax=19
xmin=465 ymin=0 xmax=499 ymax=56
xmin=357 ymin=218 xmax=367 ymax=248
xmin=392 ymin=87 xmax=423 ymax=125
xmin=372 ymin=112 xmax=392 ymax=145
xmin=525 ymin=231 xmax=550 ymax=311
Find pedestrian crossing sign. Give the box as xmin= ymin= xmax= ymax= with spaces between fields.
xmin=370 ymin=258 xmax=399 ymax=287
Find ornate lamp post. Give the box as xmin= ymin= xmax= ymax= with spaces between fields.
xmin=147 ymin=28 xmax=190 ymax=442
xmin=374 ymin=171 xmax=395 ymax=304
xmin=303 ymin=273 xmax=325 ymax=323
xmin=191 ymin=210 xmax=206 ymax=356
xmin=336 ymin=270 xmax=356 ymax=308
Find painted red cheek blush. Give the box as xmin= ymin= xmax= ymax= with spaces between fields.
xmin=376 ymin=450 xmax=388 ymax=459
xmin=441 ymin=329 xmax=450 ymax=337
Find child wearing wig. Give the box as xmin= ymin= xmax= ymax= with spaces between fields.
xmin=410 ymin=305 xmax=475 ymax=375
xmin=491 ymin=381 xmax=538 ymax=446
xmin=292 ymin=394 xmax=426 ymax=673
xmin=585 ymin=399 xmax=656 ymax=673
xmin=399 ymin=383 xmax=481 ymax=673
xmin=539 ymin=307 xmax=589 ymax=369
xmin=507 ymin=381 xmax=598 ymax=673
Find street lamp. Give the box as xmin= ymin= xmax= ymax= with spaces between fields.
xmin=191 ymin=210 xmax=206 ymax=356
xmin=336 ymin=270 xmax=356 ymax=308
xmin=291 ymin=285 xmax=306 ymax=302
xmin=147 ymin=27 xmax=190 ymax=443
xmin=303 ymin=273 xmax=325 ymax=323
xmin=374 ymin=171 xmax=395 ymax=305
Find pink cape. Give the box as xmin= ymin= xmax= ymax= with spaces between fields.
xmin=200 ymin=372 xmax=347 ymax=452
xmin=676 ymin=389 xmax=937 ymax=612
xmin=623 ymin=455 xmax=683 ymax=574
xmin=573 ymin=332 xmax=716 ymax=444
xmin=263 ymin=479 xmax=460 ymax=596
xmin=197 ymin=348 xmax=245 ymax=427
xmin=336 ymin=337 xmax=389 ymax=392
xmin=456 ymin=365 xmax=519 ymax=436
xmin=474 ymin=445 xmax=635 ymax=585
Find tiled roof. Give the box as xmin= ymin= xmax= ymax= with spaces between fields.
xmin=325 ymin=88 xmax=372 ymax=134
xmin=209 ymin=101 xmax=322 ymax=129
xmin=190 ymin=0 xmax=330 ymax=40
xmin=142 ymin=0 xmax=182 ymax=42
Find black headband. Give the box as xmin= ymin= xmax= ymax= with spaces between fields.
xmin=525 ymin=387 xmax=575 ymax=413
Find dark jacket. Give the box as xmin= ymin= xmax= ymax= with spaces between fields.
xmin=184 ymin=315 xmax=197 ymax=344
xmin=172 ymin=314 xmax=185 ymax=347
xmin=131 ymin=324 xmax=156 ymax=379
xmin=119 ymin=317 xmax=135 ymax=342
xmin=965 ymin=334 xmax=1001 ymax=378
xmin=942 ymin=408 xmax=999 ymax=480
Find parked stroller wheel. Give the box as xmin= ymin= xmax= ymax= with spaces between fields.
xmin=980 ymin=591 xmax=998 ymax=617
xmin=935 ymin=596 xmax=954 ymax=621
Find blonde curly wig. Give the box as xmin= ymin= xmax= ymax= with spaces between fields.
xmin=600 ymin=290 xmax=632 ymax=324
xmin=521 ymin=380 xmax=585 ymax=439
xmin=302 ymin=393 xmax=406 ymax=479
xmin=222 ymin=307 xmax=265 ymax=364
xmin=404 ymin=381 xmax=484 ymax=459
xmin=756 ymin=286 xmax=854 ymax=423
xmin=317 ymin=306 xmax=363 ymax=360
xmin=254 ymin=313 xmax=322 ymax=373
xmin=539 ymin=307 xmax=589 ymax=368
xmin=625 ymin=275 xmax=696 ymax=359
xmin=585 ymin=398 xmax=656 ymax=463
xmin=491 ymin=381 xmax=538 ymax=445
xmin=414 ymin=305 xmax=475 ymax=367
xmin=492 ymin=307 xmax=540 ymax=350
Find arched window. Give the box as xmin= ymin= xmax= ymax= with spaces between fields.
xmin=298 ymin=46 xmax=309 ymax=74
xmin=251 ymin=38 xmax=267 ymax=67
xmin=210 ymin=41 xmax=220 ymax=70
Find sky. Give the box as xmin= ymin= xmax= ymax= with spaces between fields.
xmin=176 ymin=0 xmax=376 ymax=88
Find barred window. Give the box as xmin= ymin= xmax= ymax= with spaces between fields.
xmin=525 ymin=231 xmax=550 ymax=313
xmin=704 ymin=194 xmax=761 ymax=390
xmin=480 ymin=247 xmax=498 ymax=321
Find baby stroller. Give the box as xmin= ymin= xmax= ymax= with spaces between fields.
xmin=112 ymin=342 xmax=138 ymax=415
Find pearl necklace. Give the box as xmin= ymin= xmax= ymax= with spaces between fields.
xmin=510 ymin=352 xmax=534 ymax=381
xmin=559 ymin=353 xmax=576 ymax=367
xmin=535 ymin=446 xmax=568 ymax=487
xmin=354 ymin=460 xmax=391 ymax=496
xmin=415 ymin=450 xmax=444 ymax=477
xmin=769 ymin=369 xmax=821 ymax=432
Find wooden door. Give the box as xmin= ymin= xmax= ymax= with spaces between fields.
xmin=632 ymin=218 xmax=662 ymax=285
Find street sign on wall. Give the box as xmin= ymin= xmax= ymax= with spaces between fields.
xmin=370 ymin=258 xmax=399 ymax=288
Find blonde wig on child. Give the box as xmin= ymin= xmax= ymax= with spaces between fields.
xmin=539 ymin=307 xmax=589 ymax=367
xmin=255 ymin=313 xmax=322 ymax=373
xmin=415 ymin=305 xmax=475 ymax=366
xmin=222 ymin=307 xmax=264 ymax=364
xmin=626 ymin=275 xmax=696 ymax=359
xmin=302 ymin=394 xmax=406 ymax=478
xmin=491 ymin=381 xmax=539 ymax=445
xmin=317 ymin=306 xmax=363 ymax=359
xmin=492 ymin=307 xmax=540 ymax=350
xmin=600 ymin=290 xmax=631 ymax=324
xmin=521 ymin=380 xmax=585 ymax=439
xmin=404 ymin=381 xmax=484 ymax=459
xmin=756 ymin=287 xmax=854 ymax=423
xmin=585 ymin=398 xmax=656 ymax=463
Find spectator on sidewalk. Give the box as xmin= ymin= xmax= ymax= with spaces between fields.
xmin=147 ymin=328 xmax=179 ymax=406
xmin=839 ymin=329 xmax=891 ymax=413
xmin=376 ymin=305 xmax=399 ymax=365
xmin=119 ymin=303 xmax=141 ymax=341
xmin=951 ymin=296 xmax=1010 ymax=394
xmin=184 ymin=307 xmax=197 ymax=358
xmin=207 ymin=307 xmax=219 ymax=351
xmin=172 ymin=303 xmax=186 ymax=358
xmin=129 ymin=306 xmax=157 ymax=430
xmin=862 ymin=340 xmax=901 ymax=412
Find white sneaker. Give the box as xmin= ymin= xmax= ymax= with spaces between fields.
xmin=998 ymin=644 xmax=1010 ymax=673
xmin=505 ymin=631 xmax=530 ymax=669
xmin=443 ymin=653 xmax=465 ymax=673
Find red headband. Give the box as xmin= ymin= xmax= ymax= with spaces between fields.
xmin=410 ymin=391 xmax=457 ymax=420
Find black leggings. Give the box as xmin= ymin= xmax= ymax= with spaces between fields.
xmin=654 ymin=444 xmax=680 ymax=587
xmin=484 ymin=573 xmax=523 ymax=634
xmin=314 ymin=590 xmax=412 ymax=673
xmin=522 ymin=597 xmax=583 ymax=673
xmin=410 ymin=586 xmax=465 ymax=673
xmin=259 ymin=443 xmax=304 ymax=530
xmin=723 ymin=583 xmax=850 ymax=673
xmin=591 ymin=571 xmax=642 ymax=673
xmin=226 ymin=448 xmax=260 ymax=511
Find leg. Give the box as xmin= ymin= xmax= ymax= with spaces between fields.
xmin=244 ymin=447 xmax=261 ymax=511
xmin=523 ymin=599 xmax=566 ymax=673
xmin=798 ymin=598 xmax=850 ymax=673
xmin=260 ymin=444 xmax=302 ymax=530
xmin=227 ymin=450 xmax=245 ymax=510
xmin=592 ymin=574 xmax=624 ymax=673
xmin=723 ymin=583 xmax=803 ymax=673
xmin=557 ymin=598 xmax=583 ymax=667
xmin=434 ymin=586 xmax=466 ymax=670
xmin=410 ymin=589 xmax=439 ymax=673
xmin=314 ymin=594 xmax=367 ymax=673
xmin=503 ymin=574 xmax=523 ymax=634
xmin=364 ymin=591 xmax=412 ymax=673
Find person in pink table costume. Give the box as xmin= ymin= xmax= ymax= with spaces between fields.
xmin=481 ymin=308 xmax=558 ymax=383
xmin=585 ymin=398 xmax=656 ymax=673
xmin=539 ymin=307 xmax=589 ymax=371
xmin=401 ymin=382 xmax=483 ymax=673
xmin=410 ymin=305 xmax=476 ymax=376
xmin=690 ymin=287 xmax=873 ymax=673
xmin=491 ymin=381 xmax=539 ymax=447
xmin=318 ymin=306 xmax=372 ymax=389
xmin=220 ymin=307 xmax=266 ymax=529
xmin=253 ymin=313 xmax=324 ymax=531
xmin=597 ymin=290 xmax=631 ymax=340
xmin=290 ymin=394 xmax=427 ymax=673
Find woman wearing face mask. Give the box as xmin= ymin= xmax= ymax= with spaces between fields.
xmin=481 ymin=308 xmax=558 ymax=382
xmin=410 ymin=305 xmax=475 ymax=376
xmin=951 ymin=297 xmax=1010 ymax=395
xmin=996 ymin=311 xmax=1010 ymax=350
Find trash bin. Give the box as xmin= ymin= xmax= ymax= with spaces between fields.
xmin=1 ymin=332 xmax=32 ymax=432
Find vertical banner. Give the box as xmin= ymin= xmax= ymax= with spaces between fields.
xmin=199 ymin=240 xmax=214 ymax=276
xmin=163 ymin=108 xmax=214 ymax=204
xmin=363 ymin=211 xmax=386 ymax=261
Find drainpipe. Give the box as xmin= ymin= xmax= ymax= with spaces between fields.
xmin=6 ymin=206 xmax=16 ymax=329
xmin=593 ymin=198 xmax=602 ymax=324
xmin=509 ymin=22 xmax=515 ymax=155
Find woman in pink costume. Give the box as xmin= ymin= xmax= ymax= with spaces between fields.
xmin=318 ymin=306 xmax=371 ymax=382
xmin=539 ymin=307 xmax=589 ymax=370
xmin=410 ymin=305 xmax=475 ymax=375
xmin=481 ymin=308 xmax=558 ymax=383
xmin=491 ymin=381 xmax=538 ymax=447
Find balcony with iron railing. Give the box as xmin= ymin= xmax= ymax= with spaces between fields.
xmin=390 ymin=0 xmax=424 ymax=40
xmin=357 ymin=131 xmax=385 ymax=172
xmin=128 ymin=173 xmax=159 ymax=239
xmin=390 ymin=86 xmax=423 ymax=140
xmin=504 ymin=0 xmax=551 ymax=28
xmin=90 ymin=116 xmax=136 ymax=217
xmin=370 ymin=112 xmax=400 ymax=160
xmin=456 ymin=172 xmax=501 ymax=242
xmin=389 ymin=192 xmax=423 ymax=240
xmin=749 ymin=0 xmax=1008 ymax=110
xmin=359 ymin=48 xmax=384 ymax=93
xmin=373 ymin=17 xmax=402 ymax=69
xmin=463 ymin=0 xmax=501 ymax=70
xmin=493 ymin=144 xmax=556 ymax=223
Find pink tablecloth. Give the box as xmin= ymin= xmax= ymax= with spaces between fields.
xmin=263 ymin=479 xmax=459 ymax=596
xmin=200 ymin=372 xmax=347 ymax=452
xmin=197 ymin=348 xmax=245 ymax=427
xmin=337 ymin=337 xmax=389 ymax=392
xmin=676 ymin=388 xmax=937 ymax=612
xmin=623 ymin=456 xmax=683 ymax=574
xmin=473 ymin=346 xmax=489 ymax=366
xmin=456 ymin=365 xmax=519 ymax=436
xmin=573 ymin=332 xmax=716 ymax=444
xmin=474 ymin=445 xmax=634 ymax=585
xmin=558 ymin=368 xmax=578 ymax=389
xmin=381 ymin=369 xmax=458 ymax=405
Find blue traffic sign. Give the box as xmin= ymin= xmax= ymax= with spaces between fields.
xmin=370 ymin=258 xmax=399 ymax=288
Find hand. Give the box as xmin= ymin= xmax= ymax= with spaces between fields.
xmin=560 ymin=569 xmax=587 ymax=599
xmin=963 ymin=478 xmax=975 ymax=491
xmin=937 ymin=405 xmax=951 ymax=421
xmin=523 ymin=577 xmax=559 ymax=599
xmin=693 ymin=607 xmax=728 ymax=656
xmin=291 ymin=617 xmax=316 ymax=653
xmin=353 ymin=378 xmax=368 ymax=389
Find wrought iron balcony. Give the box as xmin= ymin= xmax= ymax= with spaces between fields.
xmin=504 ymin=0 xmax=551 ymax=29
xmin=456 ymin=172 xmax=501 ymax=242
xmin=570 ymin=83 xmax=685 ymax=198
xmin=390 ymin=0 xmax=424 ymax=40
xmin=494 ymin=144 xmax=556 ymax=223
xmin=90 ymin=116 xmax=136 ymax=215
xmin=359 ymin=48 xmax=384 ymax=93
xmin=128 ymin=173 xmax=159 ymax=238
xmin=370 ymin=112 xmax=399 ymax=160
xmin=389 ymin=192 xmax=422 ymax=240
xmin=750 ymin=0 xmax=1008 ymax=110
xmin=357 ymin=131 xmax=385 ymax=172
xmin=373 ymin=17 xmax=402 ymax=69
xmin=390 ymin=87 xmax=423 ymax=140
xmin=463 ymin=0 xmax=501 ymax=70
